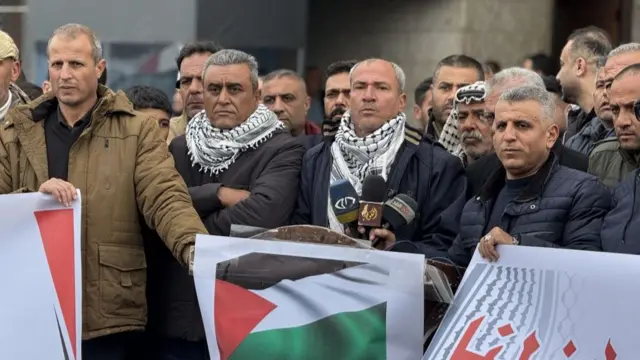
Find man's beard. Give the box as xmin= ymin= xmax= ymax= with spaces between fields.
xmin=327 ymin=106 xmax=347 ymax=122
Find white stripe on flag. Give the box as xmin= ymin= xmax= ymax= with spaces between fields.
xmin=252 ymin=264 xmax=388 ymax=332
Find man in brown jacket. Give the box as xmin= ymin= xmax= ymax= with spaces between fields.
xmin=0 ymin=24 xmax=207 ymax=359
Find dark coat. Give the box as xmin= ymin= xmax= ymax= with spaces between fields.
xmin=601 ymin=169 xmax=640 ymax=253
xmin=292 ymin=124 xmax=467 ymax=254
xmin=449 ymin=154 xmax=611 ymax=266
xmin=146 ymin=130 xmax=305 ymax=341
xmin=465 ymin=139 xmax=589 ymax=198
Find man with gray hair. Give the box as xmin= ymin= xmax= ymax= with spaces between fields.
xmin=151 ymin=49 xmax=305 ymax=358
xmin=0 ymin=23 xmax=209 ymax=358
xmin=589 ymin=42 xmax=640 ymax=187
xmin=448 ymin=85 xmax=610 ymax=266
xmin=464 ymin=67 xmax=588 ymax=197
xmin=293 ymin=58 xmax=467 ymax=255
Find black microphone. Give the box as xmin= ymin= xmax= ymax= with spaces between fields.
xmin=358 ymin=175 xmax=386 ymax=239
xmin=373 ymin=194 xmax=419 ymax=248
xmin=329 ymin=179 xmax=360 ymax=235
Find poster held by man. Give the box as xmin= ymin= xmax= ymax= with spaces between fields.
xmin=0 ymin=191 xmax=82 ymax=360
xmin=193 ymin=234 xmax=424 ymax=360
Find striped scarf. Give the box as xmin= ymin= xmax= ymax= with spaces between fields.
xmin=186 ymin=104 xmax=284 ymax=175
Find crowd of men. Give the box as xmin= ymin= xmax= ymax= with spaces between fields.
xmin=1 ymin=21 xmax=640 ymax=360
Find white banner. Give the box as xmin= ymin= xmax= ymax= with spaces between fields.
xmin=193 ymin=235 xmax=425 ymax=360
xmin=425 ymin=246 xmax=640 ymax=359
xmin=0 ymin=191 xmax=82 ymax=360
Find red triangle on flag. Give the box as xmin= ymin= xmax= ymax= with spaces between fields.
xmin=215 ymin=279 xmax=277 ymax=360
xmin=35 ymin=209 xmax=76 ymax=359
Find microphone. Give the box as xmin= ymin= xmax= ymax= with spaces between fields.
xmin=382 ymin=194 xmax=418 ymax=230
xmin=358 ymin=175 xmax=386 ymax=236
xmin=373 ymin=194 xmax=419 ymax=249
xmin=329 ymin=179 xmax=360 ymax=234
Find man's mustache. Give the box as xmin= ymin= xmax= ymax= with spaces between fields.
xmin=461 ymin=130 xmax=484 ymax=142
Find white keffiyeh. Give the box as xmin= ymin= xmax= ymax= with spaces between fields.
xmin=328 ymin=111 xmax=406 ymax=232
xmin=186 ymin=104 xmax=284 ymax=175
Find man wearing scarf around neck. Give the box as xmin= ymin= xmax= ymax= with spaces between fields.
xmin=144 ymin=49 xmax=305 ymax=359
xmin=292 ymin=58 xmax=467 ymax=254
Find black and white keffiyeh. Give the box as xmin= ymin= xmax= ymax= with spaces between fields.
xmin=186 ymin=104 xmax=284 ymax=175
xmin=439 ymin=81 xmax=486 ymax=156
xmin=328 ymin=111 xmax=406 ymax=232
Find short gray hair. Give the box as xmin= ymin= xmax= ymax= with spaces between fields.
xmin=486 ymin=67 xmax=545 ymax=96
xmin=48 ymin=23 xmax=102 ymax=63
xmin=608 ymin=43 xmax=640 ymax=58
xmin=202 ymin=49 xmax=260 ymax=91
xmin=349 ymin=58 xmax=406 ymax=92
xmin=498 ymin=85 xmax=555 ymax=125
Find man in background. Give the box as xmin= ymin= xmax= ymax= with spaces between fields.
xmin=589 ymin=43 xmax=640 ymax=187
xmin=413 ymin=77 xmax=432 ymax=132
xmin=125 ymin=85 xmax=173 ymax=141
xmin=430 ymin=55 xmax=484 ymax=140
xmin=261 ymin=69 xmax=321 ymax=142
xmin=0 ymin=30 xmax=29 ymax=118
xmin=321 ymin=60 xmax=357 ymax=137
xmin=556 ymin=26 xmax=612 ymax=148
xmin=167 ymin=41 xmax=221 ymax=144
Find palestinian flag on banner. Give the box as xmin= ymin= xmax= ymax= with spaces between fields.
xmin=0 ymin=192 xmax=82 ymax=360
xmin=212 ymin=253 xmax=387 ymax=360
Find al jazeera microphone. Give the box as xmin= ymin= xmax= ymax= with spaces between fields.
xmin=357 ymin=175 xmax=386 ymax=239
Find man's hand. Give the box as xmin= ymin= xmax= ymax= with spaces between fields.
xmin=357 ymin=226 xmax=396 ymax=250
xmin=39 ymin=178 xmax=77 ymax=207
xmin=478 ymin=226 xmax=515 ymax=262
xmin=217 ymin=187 xmax=251 ymax=207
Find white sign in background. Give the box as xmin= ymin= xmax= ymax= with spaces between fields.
xmin=0 ymin=191 xmax=82 ymax=360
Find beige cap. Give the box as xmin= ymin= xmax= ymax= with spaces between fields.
xmin=0 ymin=31 xmax=18 ymax=61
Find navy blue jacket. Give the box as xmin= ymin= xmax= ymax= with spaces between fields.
xmin=601 ymin=169 xmax=640 ymax=253
xmin=292 ymin=125 xmax=467 ymax=254
xmin=449 ymin=154 xmax=611 ymax=266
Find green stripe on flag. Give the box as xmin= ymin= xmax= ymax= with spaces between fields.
xmin=229 ymin=302 xmax=387 ymax=360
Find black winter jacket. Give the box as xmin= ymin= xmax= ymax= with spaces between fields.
xmin=292 ymin=125 xmax=467 ymax=254
xmin=146 ymin=130 xmax=305 ymax=341
xmin=449 ymin=154 xmax=611 ymax=266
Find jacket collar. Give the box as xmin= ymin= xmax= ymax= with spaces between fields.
xmin=477 ymin=152 xmax=557 ymax=202
xmin=7 ymin=85 xmax=135 ymax=129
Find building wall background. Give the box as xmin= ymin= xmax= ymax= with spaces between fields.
xmin=306 ymin=0 xmax=553 ymax=121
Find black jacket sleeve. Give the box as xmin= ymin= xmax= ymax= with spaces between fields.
xmin=559 ymin=178 xmax=610 ymax=251
xmin=290 ymin=148 xmax=318 ymax=225
xmin=420 ymin=151 xmax=467 ymax=252
xmin=203 ymin=140 xmax=305 ymax=235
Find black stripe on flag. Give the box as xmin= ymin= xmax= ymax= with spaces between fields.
xmin=216 ymin=252 xmax=367 ymax=290
xmin=55 ymin=308 xmax=70 ymax=360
